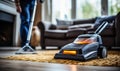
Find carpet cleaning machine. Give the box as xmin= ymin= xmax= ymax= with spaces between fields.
xmin=54 ymin=21 xmax=108 ymax=61
xmin=16 ymin=0 xmax=44 ymax=54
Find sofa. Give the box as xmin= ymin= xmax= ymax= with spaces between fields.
xmin=37 ymin=12 xmax=120 ymax=50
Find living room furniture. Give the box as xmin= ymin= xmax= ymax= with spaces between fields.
xmin=37 ymin=12 xmax=120 ymax=50
xmin=115 ymin=12 xmax=120 ymax=47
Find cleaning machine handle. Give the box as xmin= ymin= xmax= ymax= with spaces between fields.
xmin=27 ymin=0 xmax=44 ymax=42
xmin=27 ymin=0 xmax=37 ymax=42
xmin=94 ymin=21 xmax=109 ymax=35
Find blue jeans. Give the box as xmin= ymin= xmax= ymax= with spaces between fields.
xmin=20 ymin=0 xmax=35 ymax=46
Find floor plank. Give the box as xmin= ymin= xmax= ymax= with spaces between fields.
xmin=0 ymin=59 xmax=119 ymax=71
xmin=0 ymin=47 xmax=120 ymax=71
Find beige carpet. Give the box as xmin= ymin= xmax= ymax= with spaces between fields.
xmin=3 ymin=50 xmax=120 ymax=67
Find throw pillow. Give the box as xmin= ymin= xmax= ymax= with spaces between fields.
xmin=56 ymin=19 xmax=73 ymax=30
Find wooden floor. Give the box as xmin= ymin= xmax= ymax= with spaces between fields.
xmin=0 ymin=59 xmax=119 ymax=71
xmin=0 ymin=47 xmax=120 ymax=71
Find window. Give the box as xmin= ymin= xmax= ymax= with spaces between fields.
xmin=108 ymin=0 xmax=120 ymax=15
xmin=52 ymin=0 xmax=72 ymax=23
xmin=43 ymin=0 xmax=118 ymax=24
xmin=76 ymin=0 xmax=101 ymax=19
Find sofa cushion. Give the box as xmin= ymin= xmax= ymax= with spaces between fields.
xmin=93 ymin=16 xmax=115 ymax=36
xmin=100 ymin=27 xmax=115 ymax=36
xmin=68 ymin=23 xmax=94 ymax=29
xmin=73 ymin=18 xmax=96 ymax=25
xmin=45 ymin=30 xmax=68 ymax=39
xmin=67 ymin=28 xmax=87 ymax=38
xmin=94 ymin=16 xmax=116 ymax=28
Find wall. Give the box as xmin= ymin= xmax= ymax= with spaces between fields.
xmin=0 ymin=0 xmax=42 ymax=46
xmin=34 ymin=2 xmax=42 ymax=26
xmin=0 ymin=0 xmax=20 ymax=46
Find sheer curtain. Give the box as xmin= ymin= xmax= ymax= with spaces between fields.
xmin=41 ymin=0 xmax=72 ymax=24
xmin=41 ymin=0 xmax=110 ymax=23
xmin=42 ymin=0 xmax=52 ymax=22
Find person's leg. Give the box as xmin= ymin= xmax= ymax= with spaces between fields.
xmin=20 ymin=4 xmax=31 ymax=47
xmin=20 ymin=0 xmax=35 ymax=50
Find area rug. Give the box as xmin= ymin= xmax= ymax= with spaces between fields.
xmin=2 ymin=50 xmax=120 ymax=67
